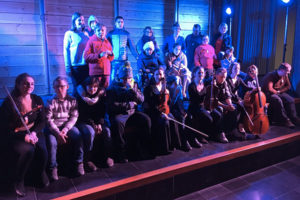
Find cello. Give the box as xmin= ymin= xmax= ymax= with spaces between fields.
xmin=243 ymin=75 xmax=269 ymax=134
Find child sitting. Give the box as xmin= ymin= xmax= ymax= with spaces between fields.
xmin=45 ymin=76 xmax=83 ymax=180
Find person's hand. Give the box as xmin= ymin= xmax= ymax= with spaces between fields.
xmin=30 ymin=131 xmax=38 ymax=144
xmin=226 ymin=104 xmax=235 ymax=111
xmin=24 ymin=134 xmax=31 ymax=143
xmin=100 ymin=52 xmax=108 ymax=58
xmin=161 ymin=112 xmax=169 ymax=119
xmin=57 ymin=131 xmax=68 ymax=144
xmin=94 ymin=124 xmax=102 ymax=135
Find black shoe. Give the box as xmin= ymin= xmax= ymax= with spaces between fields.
xmin=291 ymin=117 xmax=300 ymax=126
xmin=39 ymin=171 xmax=50 ymax=188
xmin=216 ymin=132 xmax=229 ymax=143
xmin=76 ymin=163 xmax=85 ymax=176
xmin=49 ymin=167 xmax=59 ymax=181
xmin=84 ymin=161 xmax=98 ymax=172
xmin=14 ymin=181 xmax=26 ymax=197
xmin=180 ymin=141 xmax=192 ymax=152
xmin=283 ymin=119 xmax=295 ymax=129
xmin=189 ymin=138 xmax=202 ymax=148
xmin=198 ymin=137 xmax=209 ymax=144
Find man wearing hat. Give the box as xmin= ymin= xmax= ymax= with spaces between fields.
xmin=162 ymin=22 xmax=186 ymax=56
xmin=106 ymin=62 xmax=153 ymax=162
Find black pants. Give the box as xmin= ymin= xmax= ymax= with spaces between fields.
xmin=150 ymin=113 xmax=181 ymax=155
xmin=267 ymin=93 xmax=298 ymax=123
xmin=70 ymin=65 xmax=89 ymax=95
xmin=188 ymin=107 xmax=223 ymax=138
xmin=110 ymin=112 xmax=152 ymax=160
xmin=8 ymin=133 xmax=48 ymax=186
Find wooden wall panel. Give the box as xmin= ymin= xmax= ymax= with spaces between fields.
xmin=179 ymin=0 xmax=210 ymax=38
xmin=119 ymin=0 xmax=176 ymax=72
xmin=0 ymin=0 xmax=47 ymax=98
xmin=0 ymin=0 xmax=211 ymax=97
xmin=44 ymin=0 xmax=114 ymax=92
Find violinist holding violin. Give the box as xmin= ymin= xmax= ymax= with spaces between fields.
xmin=143 ymin=67 xmax=181 ymax=155
xmin=188 ymin=66 xmax=228 ymax=143
xmin=0 ymin=73 xmax=49 ymax=197
xmin=262 ymin=63 xmax=300 ymax=128
xmin=205 ymin=67 xmax=239 ymax=138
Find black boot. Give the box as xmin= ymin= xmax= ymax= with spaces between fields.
xmin=14 ymin=180 xmax=26 ymax=197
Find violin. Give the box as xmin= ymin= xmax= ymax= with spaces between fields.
xmin=157 ymin=78 xmax=170 ymax=115
xmin=243 ymin=75 xmax=269 ymax=134
xmin=204 ymin=77 xmax=219 ymax=111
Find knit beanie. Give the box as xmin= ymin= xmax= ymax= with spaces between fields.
xmin=118 ymin=61 xmax=133 ymax=79
xmin=143 ymin=41 xmax=155 ymax=51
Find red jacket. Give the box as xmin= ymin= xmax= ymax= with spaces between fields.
xmin=84 ymin=35 xmax=114 ymax=76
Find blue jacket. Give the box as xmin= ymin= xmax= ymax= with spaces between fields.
xmin=107 ymin=28 xmax=138 ymax=61
xmin=162 ymin=35 xmax=186 ymax=56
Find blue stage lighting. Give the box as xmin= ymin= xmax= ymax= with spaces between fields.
xmin=225 ymin=7 xmax=232 ymax=15
xmin=282 ymin=0 xmax=290 ymax=3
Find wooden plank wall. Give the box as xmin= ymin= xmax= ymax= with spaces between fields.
xmin=44 ymin=0 xmax=114 ymax=92
xmin=0 ymin=0 xmax=210 ymax=97
xmin=0 ymin=0 xmax=46 ymax=98
xmin=119 ymin=0 xmax=176 ymax=72
xmin=179 ymin=0 xmax=210 ymax=38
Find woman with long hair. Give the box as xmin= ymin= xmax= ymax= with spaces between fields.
xmin=64 ymin=12 xmax=90 ymax=94
xmin=143 ymin=68 xmax=181 ymax=155
xmin=0 ymin=73 xmax=49 ymax=197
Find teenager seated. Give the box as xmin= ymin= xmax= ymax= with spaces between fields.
xmin=143 ymin=67 xmax=182 ymax=155
xmin=226 ymin=63 xmax=258 ymax=139
xmin=0 ymin=73 xmax=49 ymax=197
xmin=106 ymin=62 xmax=153 ymax=162
xmin=165 ymin=43 xmax=191 ymax=98
xmin=76 ymin=77 xmax=114 ymax=168
xmin=262 ymin=63 xmax=300 ymax=128
xmin=137 ymin=41 xmax=164 ymax=89
xmin=187 ymin=67 xmax=228 ymax=143
xmin=45 ymin=77 xmax=84 ymax=180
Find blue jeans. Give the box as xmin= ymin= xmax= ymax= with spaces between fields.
xmin=111 ymin=61 xmax=126 ymax=82
xmin=77 ymin=123 xmax=95 ymax=152
xmin=46 ymin=126 xmax=83 ymax=169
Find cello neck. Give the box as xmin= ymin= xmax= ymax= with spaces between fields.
xmin=255 ymin=75 xmax=263 ymax=108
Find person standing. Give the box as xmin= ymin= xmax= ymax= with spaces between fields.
xmin=185 ymin=24 xmax=203 ymax=71
xmin=86 ymin=15 xmax=99 ymax=37
xmin=194 ymin=35 xmax=216 ymax=78
xmin=107 ymin=16 xmax=138 ymax=81
xmin=162 ymin=22 xmax=186 ymax=56
xmin=64 ymin=12 xmax=90 ymax=93
xmin=84 ymin=24 xmax=114 ymax=88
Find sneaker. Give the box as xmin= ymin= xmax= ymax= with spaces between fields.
xmin=84 ymin=161 xmax=97 ymax=172
xmin=106 ymin=157 xmax=114 ymax=167
xmin=76 ymin=163 xmax=85 ymax=176
xmin=49 ymin=167 xmax=59 ymax=181
xmin=216 ymin=132 xmax=229 ymax=143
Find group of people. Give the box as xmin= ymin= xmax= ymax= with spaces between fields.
xmin=0 ymin=12 xmax=300 ymax=198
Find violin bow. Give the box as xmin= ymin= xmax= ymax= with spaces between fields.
xmin=3 ymin=86 xmax=32 ymax=136
xmin=166 ymin=115 xmax=209 ymax=138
